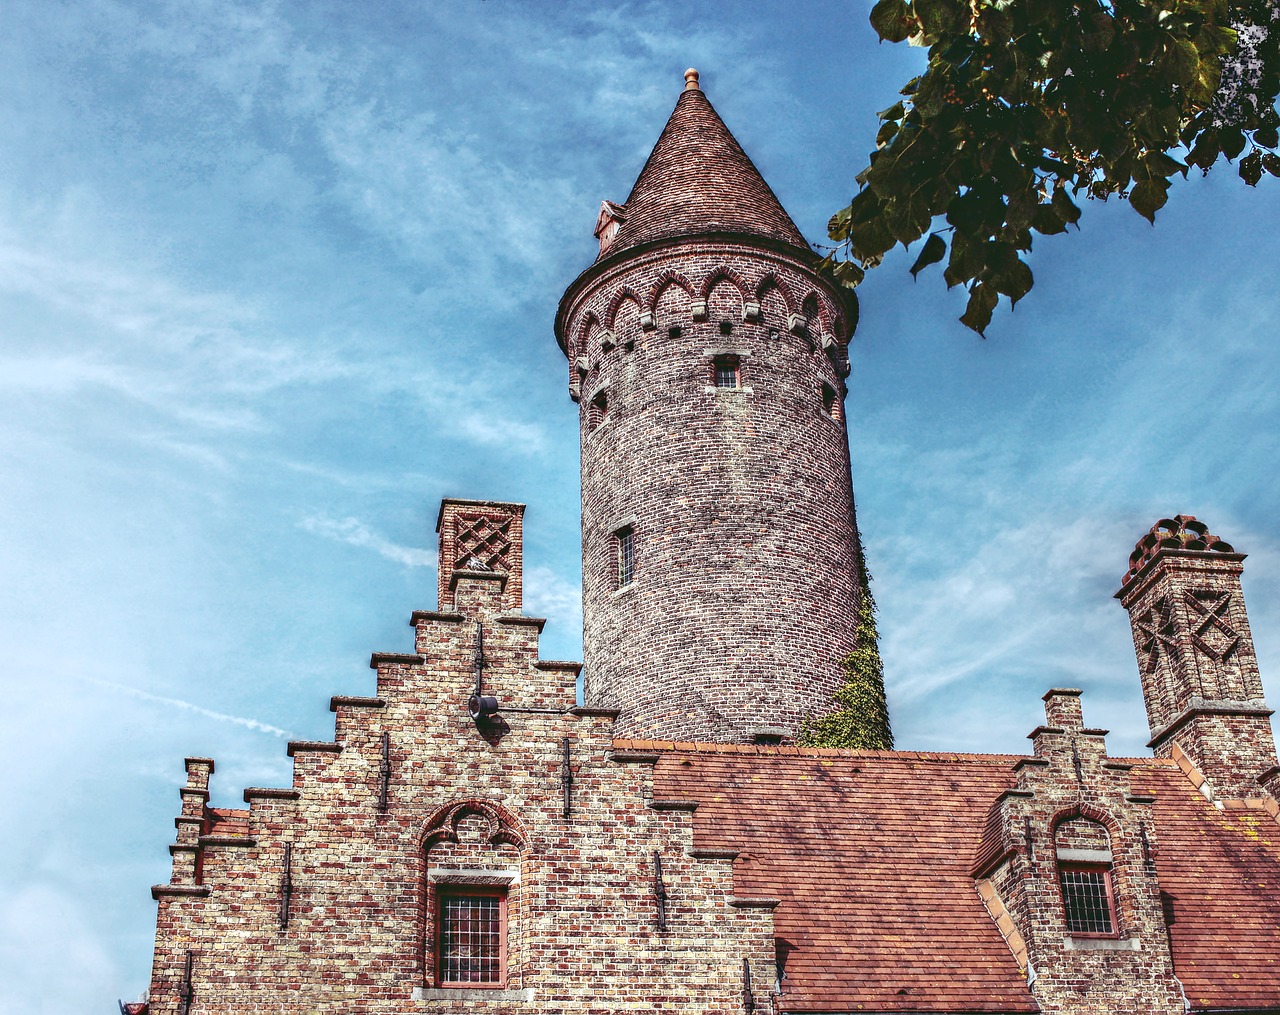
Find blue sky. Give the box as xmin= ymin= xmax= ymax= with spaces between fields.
xmin=2 ymin=0 xmax=1278 ymax=1009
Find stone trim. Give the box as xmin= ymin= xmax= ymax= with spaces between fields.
xmin=428 ymin=867 xmax=520 ymax=886
xmin=497 ymin=615 xmax=547 ymax=631
xmin=1114 ymin=548 xmax=1247 ymax=603
xmin=1064 ymin=936 xmax=1141 ymax=951
xmin=330 ymin=696 xmax=386 ymax=711
xmin=287 ymin=741 xmax=342 ymax=757
xmin=570 ymin=706 xmax=620 ymax=718
xmin=152 ymin=884 xmax=211 ymax=899
xmin=976 ymin=877 xmax=1029 ymax=972
xmin=648 ymin=799 xmax=699 ymax=811
xmin=243 ymin=787 xmax=300 ymax=802
xmin=412 ymin=987 xmax=536 ymax=1002
xmin=1056 ymin=848 xmax=1112 ymax=863
xmin=609 ymin=751 xmax=661 ymax=764
xmin=369 ymin=652 xmax=425 ymax=668
xmin=536 ymin=660 xmax=584 ymax=672
xmin=199 ymin=835 xmax=257 ymax=848
xmin=1148 ymin=702 xmax=1275 ymax=749
xmin=409 ymin=611 xmax=466 ymax=625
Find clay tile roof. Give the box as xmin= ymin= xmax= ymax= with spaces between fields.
xmin=646 ymin=745 xmax=1280 ymax=1012
xmin=601 ymin=69 xmax=808 ymax=260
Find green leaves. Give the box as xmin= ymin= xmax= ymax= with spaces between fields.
xmin=1130 ymin=178 xmax=1170 ymax=223
xmin=797 ymin=537 xmax=893 ymax=750
xmin=960 ymin=282 xmax=999 ymax=336
xmin=869 ymin=0 xmax=914 ymax=43
xmin=909 ymin=233 xmax=947 ymax=278
xmin=823 ymin=0 xmax=1280 ymax=335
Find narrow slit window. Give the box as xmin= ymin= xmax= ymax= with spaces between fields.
xmin=821 ymin=382 xmax=842 ymax=420
xmin=588 ymin=391 xmax=607 ymax=431
xmin=713 ymin=355 xmax=740 ymax=389
xmin=1059 ymin=864 xmax=1115 ymax=936
xmin=616 ymin=527 xmax=635 ymax=588
xmin=438 ymin=889 xmax=506 ymax=986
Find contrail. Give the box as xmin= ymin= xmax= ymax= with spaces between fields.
xmin=84 ymin=676 xmax=294 ymax=738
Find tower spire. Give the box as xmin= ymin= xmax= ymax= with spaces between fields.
xmin=556 ymin=71 xmax=873 ymax=744
xmin=596 ymin=70 xmax=808 ymax=261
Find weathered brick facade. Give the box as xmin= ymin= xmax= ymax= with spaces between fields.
xmin=136 ymin=72 xmax=1280 ymax=1015
xmin=149 ymin=505 xmax=779 ymax=1014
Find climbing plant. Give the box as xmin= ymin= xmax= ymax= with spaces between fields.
xmin=824 ymin=0 xmax=1280 ymax=334
xmin=799 ymin=537 xmax=894 ymax=750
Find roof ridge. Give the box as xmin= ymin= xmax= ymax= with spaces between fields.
xmin=611 ymin=738 xmax=1032 ymax=762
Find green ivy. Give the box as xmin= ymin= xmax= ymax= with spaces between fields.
xmin=798 ymin=538 xmax=894 ymax=750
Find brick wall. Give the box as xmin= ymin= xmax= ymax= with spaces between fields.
xmin=148 ymin=537 xmax=778 ymax=1014
xmin=557 ymin=238 xmax=866 ymax=743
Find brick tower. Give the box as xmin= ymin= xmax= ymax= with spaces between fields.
xmin=1117 ymin=515 xmax=1278 ymax=800
xmin=554 ymin=70 xmax=869 ymax=743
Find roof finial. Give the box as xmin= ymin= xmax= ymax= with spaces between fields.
xmin=684 ymin=68 xmax=700 ymax=92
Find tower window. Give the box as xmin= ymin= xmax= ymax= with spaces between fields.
xmin=616 ymin=527 xmax=635 ymax=588
xmin=821 ymin=382 xmax=843 ymax=421
xmin=588 ymin=391 xmax=607 ymax=431
xmin=719 ymin=320 xmax=733 ymax=335
xmin=437 ymin=888 xmax=507 ymax=986
xmin=1058 ymin=864 xmax=1116 ymax=936
xmin=713 ymin=355 xmax=741 ymax=389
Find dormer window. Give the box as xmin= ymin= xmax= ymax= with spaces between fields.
xmin=594 ymin=200 xmax=627 ymax=255
xmin=1055 ymin=817 xmax=1118 ymax=937
xmin=1059 ymin=864 xmax=1116 ymax=936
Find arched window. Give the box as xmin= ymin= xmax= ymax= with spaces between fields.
xmin=1055 ymin=817 xmax=1117 ymax=936
xmin=421 ymin=802 xmax=525 ymax=993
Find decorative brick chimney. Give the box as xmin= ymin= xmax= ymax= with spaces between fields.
xmin=436 ymin=499 xmax=524 ymax=617
xmin=1116 ymin=515 xmax=1277 ymax=800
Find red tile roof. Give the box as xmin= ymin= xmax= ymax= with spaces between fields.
xmin=1133 ymin=766 xmax=1280 ymax=1011
xmin=602 ymin=79 xmax=808 ymax=260
xmin=628 ymin=739 xmax=1280 ymax=1013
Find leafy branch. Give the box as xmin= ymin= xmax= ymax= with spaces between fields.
xmin=825 ymin=0 xmax=1280 ymax=334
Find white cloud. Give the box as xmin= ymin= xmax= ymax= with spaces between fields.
xmin=82 ymin=676 xmax=294 ymax=738
xmin=524 ymin=564 xmax=583 ymax=639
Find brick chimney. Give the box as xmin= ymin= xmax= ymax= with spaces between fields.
xmin=436 ymin=499 xmax=524 ymax=616
xmin=1116 ymin=515 xmax=1277 ymax=800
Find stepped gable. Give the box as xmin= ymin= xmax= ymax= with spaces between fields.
xmin=635 ymin=740 xmax=1280 ymax=1013
xmin=601 ymin=69 xmax=808 ymax=260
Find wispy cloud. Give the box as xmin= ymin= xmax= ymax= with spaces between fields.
xmin=300 ymin=514 xmax=436 ymax=568
xmin=82 ymin=676 xmax=294 ymax=738
xmin=524 ymin=565 xmax=583 ymax=639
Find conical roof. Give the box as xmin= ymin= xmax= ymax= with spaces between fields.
xmin=602 ymin=70 xmax=808 ymax=259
